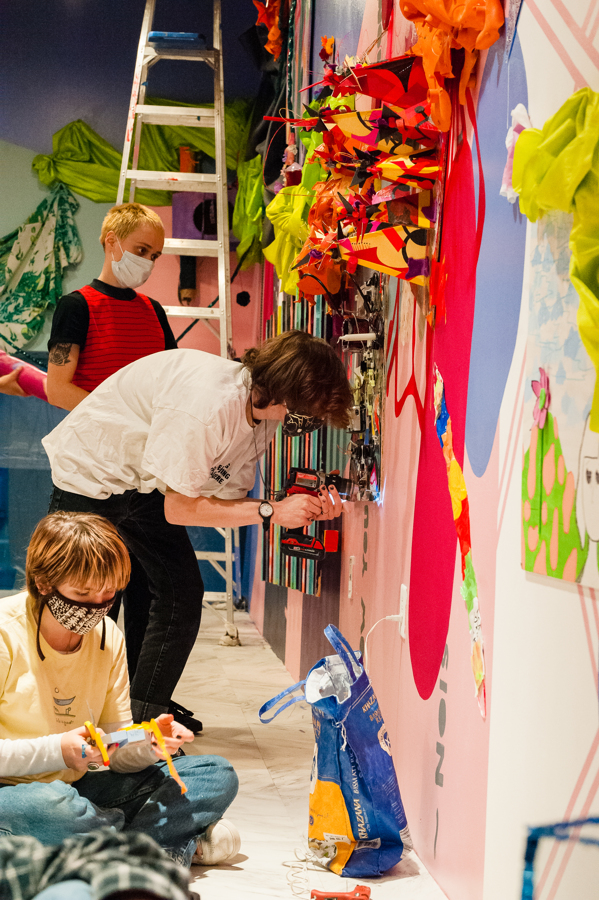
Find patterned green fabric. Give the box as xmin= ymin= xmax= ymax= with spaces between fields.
xmin=0 ymin=183 xmax=82 ymax=351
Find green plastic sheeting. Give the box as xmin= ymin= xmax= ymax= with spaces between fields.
xmin=513 ymin=88 xmax=599 ymax=431
xmin=0 ymin=184 xmax=82 ymax=351
xmin=32 ymin=97 xmax=252 ymax=206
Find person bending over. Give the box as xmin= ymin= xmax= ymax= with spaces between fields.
xmin=42 ymin=330 xmax=352 ymax=728
xmin=46 ymin=202 xmax=176 ymax=412
xmin=0 ymin=512 xmax=239 ymax=867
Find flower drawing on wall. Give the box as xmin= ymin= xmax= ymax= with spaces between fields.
xmin=531 ymin=367 xmax=550 ymax=429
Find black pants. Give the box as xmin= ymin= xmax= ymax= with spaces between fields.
xmin=48 ymin=488 xmax=204 ymax=721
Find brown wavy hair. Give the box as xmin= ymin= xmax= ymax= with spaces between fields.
xmin=242 ymin=330 xmax=352 ymax=428
xmin=26 ymin=512 xmax=131 ymax=606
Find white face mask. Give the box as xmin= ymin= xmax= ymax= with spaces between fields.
xmin=112 ymin=239 xmax=154 ymax=289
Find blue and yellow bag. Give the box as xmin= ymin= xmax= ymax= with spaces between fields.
xmin=259 ymin=624 xmax=411 ymax=877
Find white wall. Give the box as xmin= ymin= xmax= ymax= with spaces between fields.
xmin=484 ymin=5 xmax=599 ymax=896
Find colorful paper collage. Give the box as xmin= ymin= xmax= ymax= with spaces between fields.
xmin=433 ymin=366 xmax=486 ymax=715
xmin=399 ymin=0 xmax=505 ymax=131
xmin=277 ymin=56 xmax=442 ymax=299
xmin=339 ymin=223 xmax=429 ymax=283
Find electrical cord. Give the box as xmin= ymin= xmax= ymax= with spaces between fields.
xmin=363 ymin=615 xmax=402 ymax=675
xmin=283 ymin=846 xmax=349 ymax=898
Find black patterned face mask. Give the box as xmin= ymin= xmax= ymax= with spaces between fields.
xmin=47 ymin=588 xmax=116 ymax=634
xmin=36 ymin=588 xmax=120 ymax=661
xmin=282 ymin=413 xmax=324 ymax=437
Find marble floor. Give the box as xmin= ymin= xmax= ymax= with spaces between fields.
xmin=178 ymin=604 xmax=448 ymax=900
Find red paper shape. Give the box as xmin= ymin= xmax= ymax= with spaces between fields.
xmin=408 ymin=95 xmax=484 ymax=700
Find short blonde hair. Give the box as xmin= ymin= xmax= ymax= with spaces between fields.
xmin=26 ymin=512 xmax=131 ymax=605
xmin=100 ymin=202 xmax=164 ymax=247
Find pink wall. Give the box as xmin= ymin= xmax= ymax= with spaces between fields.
xmin=144 ymin=205 xmax=262 ymax=357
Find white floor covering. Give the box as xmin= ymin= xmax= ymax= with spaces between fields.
xmin=178 ymin=603 xmax=448 ymax=900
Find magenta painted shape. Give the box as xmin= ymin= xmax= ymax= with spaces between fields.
xmin=408 ymin=123 xmax=479 ymax=700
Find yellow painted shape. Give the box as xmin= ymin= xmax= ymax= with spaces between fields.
xmin=448 ymin=458 xmax=468 ymax=520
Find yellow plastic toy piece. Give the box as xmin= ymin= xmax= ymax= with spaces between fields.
xmin=84 ymin=718 xmax=110 ymax=767
xmin=83 ymin=719 xmax=188 ymax=793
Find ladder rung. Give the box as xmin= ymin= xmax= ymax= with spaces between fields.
xmin=163 ymin=306 xmax=222 ymax=319
xmin=163 ymin=238 xmax=220 ymax=257
xmin=203 ymin=592 xmax=227 ymax=603
xmin=125 ymin=171 xmax=218 ymax=192
xmin=136 ymin=105 xmax=215 ymax=128
xmin=195 ymin=551 xmax=228 ymax=561
xmin=147 ymin=47 xmax=217 ymax=64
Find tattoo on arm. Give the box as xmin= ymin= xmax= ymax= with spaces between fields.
xmin=49 ymin=343 xmax=73 ymax=366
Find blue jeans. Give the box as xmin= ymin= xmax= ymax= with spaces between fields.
xmin=48 ymin=487 xmax=204 ymax=722
xmin=0 ymin=756 xmax=238 ymax=867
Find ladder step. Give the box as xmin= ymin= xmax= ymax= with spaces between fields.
xmin=148 ymin=31 xmax=199 ymax=41
xmin=125 ymin=170 xmax=218 ymax=192
xmin=196 ymin=551 xmax=227 ymax=561
xmin=163 ymin=238 xmax=220 ymax=257
xmin=145 ymin=47 xmax=217 ymax=64
xmin=164 ymin=306 xmax=223 ymax=319
xmin=203 ymin=592 xmax=227 ymax=603
xmin=136 ymin=105 xmax=216 ymax=128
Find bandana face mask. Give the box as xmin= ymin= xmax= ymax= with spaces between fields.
xmin=36 ymin=588 xmax=120 ymax=661
xmin=47 ymin=588 xmax=117 ymax=634
xmin=282 ymin=412 xmax=324 ymax=437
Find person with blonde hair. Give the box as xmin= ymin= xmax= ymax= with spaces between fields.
xmin=46 ymin=202 xmax=176 ymax=411
xmin=0 ymin=511 xmax=240 ymax=867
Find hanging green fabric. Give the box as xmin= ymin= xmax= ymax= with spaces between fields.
xmin=232 ymin=155 xmax=265 ymax=269
xmin=263 ymin=150 xmax=325 ymax=295
xmin=0 ymin=184 xmax=82 ymax=351
xmin=262 ymin=96 xmax=353 ymax=292
xmin=32 ymin=97 xmax=252 ymax=206
xmin=513 ymin=88 xmax=599 ymax=431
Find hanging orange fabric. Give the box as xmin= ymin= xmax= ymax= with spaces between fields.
xmin=399 ymin=0 xmax=504 ymax=131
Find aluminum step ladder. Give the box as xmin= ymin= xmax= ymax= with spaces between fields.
xmin=117 ymin=0 xmax=239 ymax=643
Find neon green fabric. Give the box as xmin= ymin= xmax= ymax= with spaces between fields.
xmin=232 ymin=155 xmax=265 ymax=268
xmin=263 ymin=96 xmax=354 ymax=292
xmin=514 ymin=88 xmax=599 ymax=430
xmin=32 ymin=98 xmax=252 ymax=206
xmin=263 ymin=150 xmax=325 ymax=294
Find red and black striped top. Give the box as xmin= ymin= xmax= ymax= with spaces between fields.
xmin=49 ymin=279 xmax=177 ymax=393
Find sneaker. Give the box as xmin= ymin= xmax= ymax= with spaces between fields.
xmin=193 ymin=818 xmax=241 ymax=865
xmin=168 ymin=701 xmax=203 ymax=734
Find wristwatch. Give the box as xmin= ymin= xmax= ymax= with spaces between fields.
xmin=258 ymin=500 xmax=274 ymax=531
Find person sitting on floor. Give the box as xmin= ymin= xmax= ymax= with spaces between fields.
xmin=0 ymin=511 xmax=240 ymax=868
xmin=0 ymin=829 xmax=192 ymax=900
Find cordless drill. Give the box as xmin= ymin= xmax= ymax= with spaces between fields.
xmin=279 ymin=468 xmax=353 ymax=561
